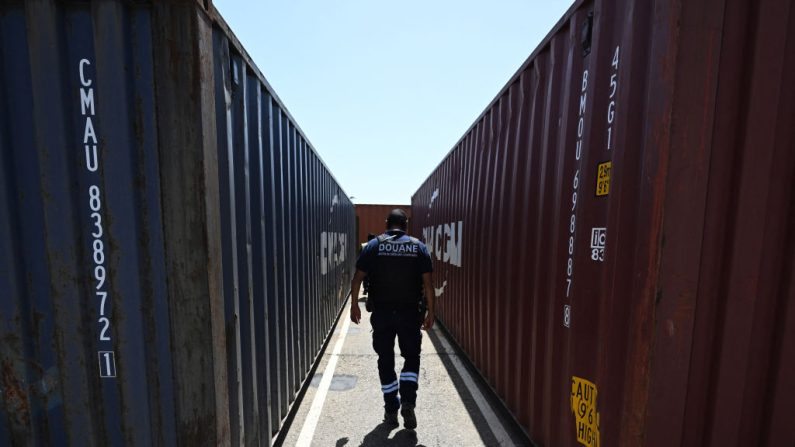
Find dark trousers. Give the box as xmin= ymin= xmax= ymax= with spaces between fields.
xmin=370 ymin=308 xmax=422 ymax=412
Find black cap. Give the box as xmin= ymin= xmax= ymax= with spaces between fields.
xmin=386 ymin=208 xmax=408 ymax=226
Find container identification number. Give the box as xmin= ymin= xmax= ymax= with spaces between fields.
xmin=79 ymin=58 xmax=116 ymax=378
xmin=563 ymin=68 xmax=589 ymax=327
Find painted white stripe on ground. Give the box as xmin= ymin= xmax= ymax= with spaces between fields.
xmin=435 ymin=328 xmax=513 ymax=446
xmin=295 ymin=301 xmax=352 ymax=447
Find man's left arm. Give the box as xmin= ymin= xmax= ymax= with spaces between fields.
xmin=418 ymin=242 xmax=435 ymax=330
xmin=422 ymin=272 xmax=435 ymax=330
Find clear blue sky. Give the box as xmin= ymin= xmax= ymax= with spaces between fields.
xmin=213 ymin=1 xmax=573 ymax=205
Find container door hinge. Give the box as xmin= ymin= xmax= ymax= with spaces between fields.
xmin=581 ymin=11 xmax=594 ymax=57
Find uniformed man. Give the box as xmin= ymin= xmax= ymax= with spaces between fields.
xmin=349 ymin=209 xmax=435 ymax=430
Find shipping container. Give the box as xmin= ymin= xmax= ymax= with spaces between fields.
xmin=354 ymin=204 xmax=412 ymax=247
xmin=411 ymin=0 xmax=795 ymax=445
xmin=0 ymin=1 xmax=355 ymax=445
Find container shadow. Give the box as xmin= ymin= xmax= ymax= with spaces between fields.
xmin=424 ymin=326 xmax=530 ymax=447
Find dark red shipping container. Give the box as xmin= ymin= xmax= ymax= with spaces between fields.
xmin=355 ymin=204 xmax=412 ymax=246
xmin=411 ymin=0 xmax=795 ymax=445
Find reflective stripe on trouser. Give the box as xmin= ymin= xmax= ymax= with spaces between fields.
xmin=371 ymin=308 xmax=422 ymax=412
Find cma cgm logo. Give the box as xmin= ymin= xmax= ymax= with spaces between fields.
xmin=321 ymin=231 xmax=347 ymax=275
xmin=421 ymin=221 xmax=463 ymax=267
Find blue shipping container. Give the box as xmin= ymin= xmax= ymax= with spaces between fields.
xmin=0 ymin=1 xmax=355 ymax=445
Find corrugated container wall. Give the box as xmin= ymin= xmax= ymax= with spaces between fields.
xmin=0 ymin=1 xmax=355 ymax=445
xmin=355 ymin=204 xmax=412 ymax=246
xmin=411 ymin=0 xmax=795 ymax=446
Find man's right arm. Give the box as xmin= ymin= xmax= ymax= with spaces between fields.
xmin=350 ymin=240 xmax=375 ymax=324
xmin=350 ymin=269 xmax=367 ymax=324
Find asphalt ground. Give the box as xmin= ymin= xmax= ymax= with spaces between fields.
xmin=280 ymin=291 xmax=529 ymax=447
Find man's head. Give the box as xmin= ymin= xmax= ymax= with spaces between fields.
xmin=385 ymin=208 xmax=408 ymax=231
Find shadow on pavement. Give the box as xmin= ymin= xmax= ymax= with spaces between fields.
xmin=337 ymin=421 xmax=426 ymax=447
xmin=425 ymin=327 xmax=525 ymax=446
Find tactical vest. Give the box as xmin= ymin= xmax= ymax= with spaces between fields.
xmin=367 ymin=232 xmax=424 ymax=309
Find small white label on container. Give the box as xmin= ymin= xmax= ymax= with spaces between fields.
xmin=590 ymin=228 xmax=607 ymax=262
xmin=98 ymin=351 xmax=117 ymax=378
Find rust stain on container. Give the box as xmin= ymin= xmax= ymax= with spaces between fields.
xmin=411 ymin=0 xmax=795 ymax=445
xmin=1 ymin=360 xmax=30 ymax=432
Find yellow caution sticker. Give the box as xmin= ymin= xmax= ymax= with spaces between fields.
xmin=571 ymin=376 xmax=600 ymax=447
xmin=596 ymin=161 xmax=611 ymax=197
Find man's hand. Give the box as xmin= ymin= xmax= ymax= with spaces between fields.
xmin=350 ymin=302 xmax=361 ymax=324
xmin=421 ymin=311 xmax=435 ymax=331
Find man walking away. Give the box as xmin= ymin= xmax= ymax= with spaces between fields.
xmin=349 ymin=209 xmax=435 ymax=430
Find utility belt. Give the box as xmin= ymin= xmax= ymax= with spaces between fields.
xmin=366 ymin=295 xmax=426 ymax=313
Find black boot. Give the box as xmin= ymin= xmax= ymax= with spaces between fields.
xmin=384 ymin=409 xmax=399 ymax=427
xmin=401 ymin=404 xmax=417 ymax=430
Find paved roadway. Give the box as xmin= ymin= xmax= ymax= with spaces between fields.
xmin=281 ymin=292 xmax=529 ymax=447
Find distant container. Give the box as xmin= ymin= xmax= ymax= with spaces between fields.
xmin=0 ymin=1 xmax=354 ymax=445
xmin=411 ymin=0 xmax=795 ymax=446
xmin=355 ymin=204 xmax=412 ymax=246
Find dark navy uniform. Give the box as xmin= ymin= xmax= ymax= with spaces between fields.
xmin=356 ymin=229 xmax=433 ymax=412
